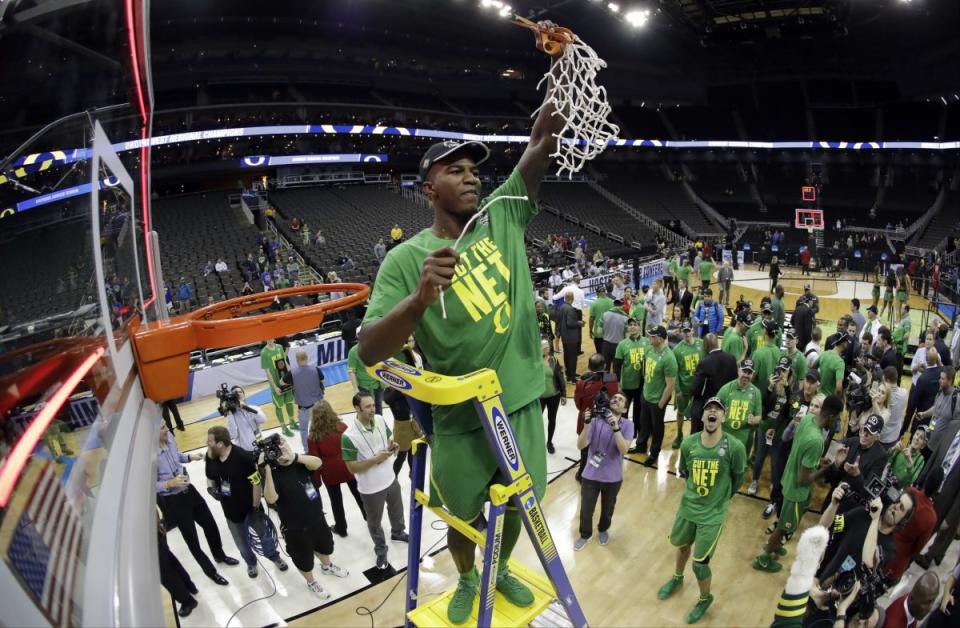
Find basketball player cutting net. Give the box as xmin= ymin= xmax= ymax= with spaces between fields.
xmin=358 ymin=22 xmax=568 ymax=624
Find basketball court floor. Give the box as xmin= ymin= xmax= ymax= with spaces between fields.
xmin=160 ymin=264 xmax=958 ymax=627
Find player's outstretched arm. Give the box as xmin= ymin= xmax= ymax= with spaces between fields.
xmin=517 ymin=31 xmax=564 ymax=200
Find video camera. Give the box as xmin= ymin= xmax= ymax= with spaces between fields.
xmin=216 ymin=382 xmax=255 ymax=416
xmin=845 ymin=474 xmax=902 ymax=509
xmin=252 ymin=433 xmax=286 ymax=466
xmin=833 ymin=562 xmax=885 ymax=621
xmin=592 ymin=388 xmax=611 ymax=417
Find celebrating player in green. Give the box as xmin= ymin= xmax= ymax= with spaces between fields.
xmin=658 ymin=397 xmax=746 ymax=624
xmin=260 ymin=338 xmax=298 ymax=437
xmin=672 ymin=320 xmax=705 ymax=448
xmin=722 ymin=311 xmax=749 ymax=363
xmin=717 ymin=359 xmax=762 ymax=456
xmin=614 ymin=317 xmax=649 ymax=438
xmin=356 ymin=24 xmax=566 ymax=623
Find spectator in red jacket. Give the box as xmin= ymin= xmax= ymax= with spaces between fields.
xmin=800 ymin=247 xmax=811 ymax=276
xmin=307 ymin=400 xmax=367 ymax=537
xmin=884 ymin=484 xmax=938 ymax=584
xmin=574 ymin=353 xmax=620 ymax=482
xmin=881 ymin=571 xmax=940 ymax=628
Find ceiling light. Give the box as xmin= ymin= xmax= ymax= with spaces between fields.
xmin=608 ymin=3 xmax=620 ymax=13
xmin=625 ymin=8 xmax=651 ymax=28
xmin=498 ymin=3 xmax=512 ymax=17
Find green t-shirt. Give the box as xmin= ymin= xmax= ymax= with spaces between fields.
xmin=717 ymin=380 xmax=762 ymax=438
xmin=746 ymin=320 xmax=765 ymax=355
xmin=677 ymin=432 xmax=747 ymax=526
xmin=787 ymin=349 xmax=807 ymax=383
xmin=589 ymin=296 xmax=614 ymax=339
xmin=629 ymin=299 xmax=646 ymax=327
xmin=699 ymin=259 xmax=715 ymax=282
xmin=260 ymin=343 xmax=289 ymax=390
xmin=888 ymin=449 xmax=925 ymax=489
xmin=816 ymin=350 xmax=845 ymax=397
xmin=363 ymin=168 xmax=541 ymax=435
xmin=892 ymin=318 xmax=911 ymax=354
xmin=348 ymin=344 xmax=383 ymax=392
xmin=669 ymin=258 xmax=679 ymax=277
xmin=781 ymin=414 xmax=823 ymax=502
xmin=721 ymin=327 xmax=745 ymax=361
xmin=615 ymin=336 xmax=650 ymax=390
xmin=673 ymin=339 xmax=705 ymax=392
xmin=771 ymin=298 xmax=786 ymax=328
xmin=752 ymin=343 xmax=784 ymax=388
xmin=676 ymin=265 xmax=691 ymax=287
xmin=642 ymin=344 xmax=678 ymax=403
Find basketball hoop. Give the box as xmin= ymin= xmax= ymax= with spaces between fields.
xmin=513 ymin=17 xmax=619 ymax=178
xmin=132 ymin=283 xmax=369 ymax=402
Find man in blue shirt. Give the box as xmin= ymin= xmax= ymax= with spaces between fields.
xmin=693 ymin=288 xmax=724 ymax=337
xmin=291 ymin=347 xmax=325 ymax=451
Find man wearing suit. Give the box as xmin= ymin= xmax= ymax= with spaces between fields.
xmin=915 ymin=428 xmax=960 ymax=567
xmin=675 ymin=280 xmax=693 ymax=320
xmin=688 ymin=333 xmax=739 ymax=434
xmin=791 ymin=296 xmax=815 ymax=352
xmin=877 ymin=327 xmax=899 ymax=372
xmin=904 ymin=347 xmax=942 ymax=437
xmin=558 ymin=292 xmax=585 ymax=384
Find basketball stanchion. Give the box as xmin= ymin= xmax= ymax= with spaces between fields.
xmin=367 ymin=360 xmax=588 ymax=628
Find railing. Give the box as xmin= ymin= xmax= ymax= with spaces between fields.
xmin=278 ymin=170 xmax=366 ymax=187
xmin=264 ymin=216 xmax=322 ymax=285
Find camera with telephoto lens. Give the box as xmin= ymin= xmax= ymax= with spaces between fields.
xmin=216 ymin=382 xmax=241 ymax=416
xmin=845 ymin=379 xmax=872 ymax=416
xmin=252 ymin=433 xmax=286 ymax=466
xmin=833 ymin=563 xmax=884 ymax=621
xmin=593 ymin=388 xmax=611 ymax=418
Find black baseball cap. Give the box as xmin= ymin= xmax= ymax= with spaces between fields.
xmin=863 ymin=415 xmax=883 ymax=435
xmin=597 ymin=284 xmax=607 ymax=293
xmin=805 ymin=369 xmax=821 ymax=383
xmin=776 ymin=356 xmax=792 ymax=371
xmin=681 ymin=319 xmax=694 ymax=331
xmin=761 ymin=303 xmax=773 ymax=313
xmin=740 ymin=359 xmax=755 ymax=373
xmin=701 ymin=287 xmax=713 ymax=297
xmin=784 ymin=328 xmax=797 ymax=340
xmin=704 ymin=397 xmax=725 ymax=412
xmin=736 ymin=311 xmax=752 ymax=324
xmin=762 ymin=319 xmax=779 ymax=332
xmin=826 ymin=333 xmax=849 ymax=350
xmin=419 ymin=140 xmax=490 ymax=180
xmin=626 ymin=316 xmax=640 ymax=325
xmin=867 ymin=304 xmax=878 ymax=314
xmin=647 ymin=325 xmax=668 ymax=339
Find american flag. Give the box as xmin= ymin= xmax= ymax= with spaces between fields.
xmin=5 ymin=459 xmax=85 ymax=627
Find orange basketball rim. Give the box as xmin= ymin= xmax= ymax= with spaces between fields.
xmin=132 ymin=283 xmax=369 ymax=402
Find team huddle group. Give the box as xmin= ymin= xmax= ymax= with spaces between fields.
xmin=546 ymin=265 xmax=955 ymax=625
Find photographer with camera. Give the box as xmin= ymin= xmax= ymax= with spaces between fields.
xmin=803 ymin=483 xmax=915 ymax=626
xmin=261 ymin=435 xmax=349 ymax=600
xmin=205 ymin=426 xmax=288 ymax=578
xmin=574 ymin=354 xmax=620 ymax=478
xmin=821 ymin=415 xmax=888 ymax=509
xmin=218 ymin=384 xmax=268 ymax=452
xmin=750 ymin=357 xmax=794 ymax=500
xmin=573 ymin=391 xmax=633 ymax=550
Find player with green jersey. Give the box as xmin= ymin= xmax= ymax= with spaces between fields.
xmin=892 ymin=303 xmax=912 ymax=355
xmin=698 ymin=256 xmax=715 ymax=291
xmin=672 ymin=321 xmax=705 ymax=448
xmin=639 ymin=325 xmax=678 ymax=466
xmin=676 ymin=260 xmax=691 ymax=292
xmin=614 ymin=317 xmax=649 ymax=433
xmin=751 ymin=320 xmax=785 ymax=388
xmin=356 ymin=42 xmax=569 ymax=621
xmin=630 ymin=286 xmax=648 ymax=330
xmin=657 ymin=396 xmax=746 ymax=624
xmin=717 ymin=360 xmax=762 ymax=456
xmin=747 ymin=304 xmax=782 ymax=355
xmin=722 ymin=311 xmax=749 ymax=363
xmin=815 ymin=334 xmax=847 ymax=398
xmin=260 ymin=339 xmax=298 ymax=437
xmin=783 ymin=329 xmax=807 ymax=383
xmin=754 ymin=394 xmax=843 ymax=572
xmin=588 ymin=284 xmax=614 ymax=355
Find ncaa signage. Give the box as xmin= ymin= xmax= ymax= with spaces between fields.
xmin=242 ymin=156 xmax=268 ymax=167
xmin=491 ymin=407 xmax=520 ymax=472
xmin=376 ymin=369 xmax=412 ymax=391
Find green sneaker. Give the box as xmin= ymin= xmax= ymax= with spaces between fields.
xmin=657 ymin=574 xmax=683 ymax=600
xmin=770 ymin=545 xmax=787 ymax=558
xmin=447 ymin=569 xmax=479 ymax=625
xmin=752 ymin=554 xmax=783 ymax=573
xmin=288 ymin=420 xmax=300 ymax=430
xmin=687 ymin=593 xmax=714 ymax=624
xmin=671 ymin=435 xmax=684 ymax=449
xmin=281 ymin=426 xmax=294 ymax=438
xmin=496 ymin=567 xmax=534 ymax=607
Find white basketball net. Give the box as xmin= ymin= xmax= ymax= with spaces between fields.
xmin=533 ymin=34 xmax=620 ymax=178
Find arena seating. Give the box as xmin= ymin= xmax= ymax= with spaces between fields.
xmin=537 ymin=183 xmax=654 ymax=244
xmin=152 ymin=191 xmax=266 ymax=306
xmin=601 ymin=166 xmax=721 ymax=235
xmin=687 ymin=164 xmax=755 ymax=214
xmin=526 ymin=207 xmax=625 ymax=255
xmin=913 ymin=193 xmax=960 ymax=249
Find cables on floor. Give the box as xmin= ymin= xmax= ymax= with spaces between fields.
xmin=354 ymin=519 xmax=450 ymax=628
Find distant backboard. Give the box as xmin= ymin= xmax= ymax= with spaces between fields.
xmin=795 ymin=208 xmax=824 ymax=230
xmin=801 ymin=185 xmax=817 ymax=202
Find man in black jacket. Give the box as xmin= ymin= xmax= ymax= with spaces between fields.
xmin=905 ymin=347 xmax=943 ymax=436
xmin=688 ymin=333 xmax=739 ymax=434
xmin=558 ymin=292 xmax=584 ymax=383
xmin=877 ymin=326 xmax=899 ymax=372
xmin=791 ymin=296 xmax=815 ymax=352
xmin=675 ymin=280 xmax=693 ymax=320
xmin=820 ymin=414 xmax=888 ymax=509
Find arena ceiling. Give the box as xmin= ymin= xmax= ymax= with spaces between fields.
xmin=0 ymin=0 xmax=957 ymax=150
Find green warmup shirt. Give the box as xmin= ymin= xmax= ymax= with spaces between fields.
xmin=673 ymin=338 xmax=705 ymax=394
xmin=348 ymin=344 xmax=383 ymax=392
xmin=677 ymin=433 xmax=747 ymax=525
xmin=752 ymin=343 xmax=784 ymax=388
xmin=699 ymin=259 xmax=715 ymax=285
xmin=676 ymin=265 xmax=691 ymax=288
xmin=771 ymin=298 xmax=786 ymax=329
xmin=630 ymin=299 xmax=646 ymax=329
xmin=787 ymin=349 xmax=807 ymax=383
xmin=615 ymin=336 xmax=650 ymax=391
xmin=781 ymin=414 xmax=824 ymax=502
xmin=892 ymin=318 xmax=912 ymax=355
xmin=363 ymin=168 xmax=542 ymax=435
xmin=590 ymin=295 xmax=614 ymax=339
xmin=717 ymin=379 xmax=762 ymax=445
xmin=816 ymin=350 xmax=845 ymax=397
xmin=260 ymin=343 xmax=291 ymax=392
xmin=642 ymin=344 xmax=678 ymax=404
xmin=721 ymin=327 xmax=745 ymax=361
xmin=669 ymin=257 xmax=679 ymax=280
